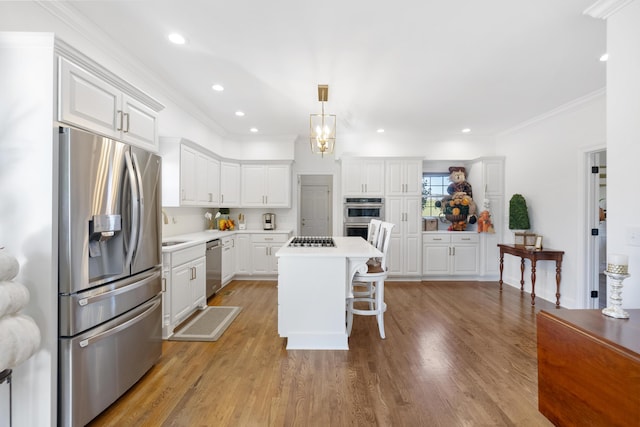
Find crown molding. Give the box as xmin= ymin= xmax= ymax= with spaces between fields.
xmin=584 ymin=0 xmax=635 ymax=19
xmin=54 ymin=38 xmax=165 ymax=112
xmin=36 ymin=0 xmax=232 ymax=137
xmin=497 ymin=88 xmax=606 ymax=137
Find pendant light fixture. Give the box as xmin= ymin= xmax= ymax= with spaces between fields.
xmin=310 ymin=84 xmax=336 ymax=157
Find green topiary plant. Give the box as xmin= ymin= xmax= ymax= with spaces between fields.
xmin=509 ymin=194 xmax=530 ymax=230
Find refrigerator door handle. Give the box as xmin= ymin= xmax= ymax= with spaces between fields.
xmin=124 ymin=150 xmax=140 ymax=270
xmin=131 ymin=151 xmax=145 ymax=264
xmin=78 ymin=297 xmax=161 ymax=348
xmin=77 ymin=269 xmax=161 ymax=307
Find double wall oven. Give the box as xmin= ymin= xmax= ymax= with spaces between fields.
xmin=343 ymin=197 xmax=385 ymax=239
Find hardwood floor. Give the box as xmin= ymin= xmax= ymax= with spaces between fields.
xmin=88 ymin=280 xmax=557 ymax=427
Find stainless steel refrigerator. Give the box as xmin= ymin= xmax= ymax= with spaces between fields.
xmin=57 ymin=126 xmax=162 ymax=427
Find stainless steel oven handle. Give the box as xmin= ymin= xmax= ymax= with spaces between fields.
xmin=78 ymin=297 xmax=161 ymax=348
xmin=78 ymin=270 xmax=160 ymax=306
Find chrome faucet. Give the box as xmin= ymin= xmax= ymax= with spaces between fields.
xmin=161 ymin=209 xmax=169 ymax=225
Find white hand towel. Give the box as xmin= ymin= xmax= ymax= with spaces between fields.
xmin=0 ymin=281 xmax=30 ymax=318
xmin=0 ymin=250 xmax=19 ymax=281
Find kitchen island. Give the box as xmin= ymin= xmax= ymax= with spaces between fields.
xmin=275 ymin=236 xmax=382 ymax=350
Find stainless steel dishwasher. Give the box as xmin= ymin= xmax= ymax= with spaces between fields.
xmin=206 ymin=239 xmax=222 ymax=298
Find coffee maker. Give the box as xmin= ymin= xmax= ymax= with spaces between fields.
xmin=263 ymin=213 xmax=276 ymax=230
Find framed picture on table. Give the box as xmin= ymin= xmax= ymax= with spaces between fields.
xmin=535 ymin=236 xmax=543 ymax=250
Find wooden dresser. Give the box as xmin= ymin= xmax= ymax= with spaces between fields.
xmin=537 ymin=309 xmax=640 ymax=426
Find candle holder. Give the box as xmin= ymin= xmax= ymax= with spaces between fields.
xmin=602 ymin=270 xmax=630 ymax=319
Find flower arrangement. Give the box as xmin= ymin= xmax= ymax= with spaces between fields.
xmin=204 ymin=211 xmax=215 ymax=229
xmin=442 ymin=196 xmax=470 ymax=218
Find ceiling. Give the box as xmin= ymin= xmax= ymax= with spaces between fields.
xmin=58 ymin=0 xmax=605 ymax=142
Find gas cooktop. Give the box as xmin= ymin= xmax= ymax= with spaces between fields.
xmin=288 ymin=236 xmax=336 ymax=248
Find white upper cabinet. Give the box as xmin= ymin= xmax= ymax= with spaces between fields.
xmin=160 ymin=138 xmax=221 ymax=207
xmin=241 ymin=164 xmax=291 ymax=207
xmin=385 ymin=159 xmax=423 ymax=196
xmin=220 ymin=161 xmax=241 ymax=207
xmin=180 ymin=144 xmax=219 ymax=207
xmin=58 ymin=57 xmax=158 ymax=151
xmin=342 ymin=159 xmax=385 ymax=196
xmin=483 ymin=158 xmax=504 ymax=196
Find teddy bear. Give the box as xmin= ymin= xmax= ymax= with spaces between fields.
xmin=435 ymin=167 xmax=477 ymax=230
xmin=446 ymin=166 xmax=473 ymax=198
xmin=477 ymin=210 xmax=495 ymax=233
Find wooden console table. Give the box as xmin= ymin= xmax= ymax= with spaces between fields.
xmin=537 ymin=309 xmax=640 ymax=426
xmin=498 ymin=244 xmax=564 ymax=306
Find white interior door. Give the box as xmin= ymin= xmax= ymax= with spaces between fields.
xmin=300 ymin=184 xmax=330 ymax=236
xmin=299 ymin=175 xmax=333 ymax=236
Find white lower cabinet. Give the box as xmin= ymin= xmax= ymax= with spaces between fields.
xmin=422 ymin=233 xmax=479 ymax=276
xmin=386 ymin=196 xmax=422 ymax=277
xmin=162 ymin=243 xmax=206 ymax=339
xmin=251 ymin=233 xmax=289 ymax=275
xmin=221 ymin=236 xmax=236 ymax=286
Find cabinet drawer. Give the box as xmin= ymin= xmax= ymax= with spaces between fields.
xmin=169 ymin=243 xmax=205 ymax=266
xmin=251 ymin=233 xmax=289 ymax=243
xmin=423 ymin=234 xmax=450 ymax=243
xmin=451 ymin=234 xmax=479 ymax=244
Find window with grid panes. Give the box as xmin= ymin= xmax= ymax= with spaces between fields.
xmin=422 ymin=173 xmax=449 ymax=217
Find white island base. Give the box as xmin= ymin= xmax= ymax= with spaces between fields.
xmin=276 ymin=237 xmax=382 ymax=350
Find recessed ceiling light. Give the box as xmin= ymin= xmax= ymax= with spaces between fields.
xmin=462 ymin=128 xmax=471 ymax=133
xmin=377 ymin=129 xmax=385 ymax=133
xmin=211 ymin=84 xmax=224 ymax=92
xmin=250 ymin=128 xmax=258 ymax=133
xmin=235 ymin=111 xmax=245 ymax=117
xmin=167 ymin=33 xmax=186 ymax=45
xmin=599 ymin=53 xmax=609 ymax=62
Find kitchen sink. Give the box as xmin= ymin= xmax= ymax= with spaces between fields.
xmin=162 ymin=240 xmax=187 ymax=247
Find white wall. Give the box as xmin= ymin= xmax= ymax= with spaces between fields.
xmin=495 ymin=92 xmax=606 ymax=308
xmin=0 ymin=33 xmax=56 ymax=427
xmin=336 ymin=131 xmax=496 ymax=160
xmin=606 ymin=0 xmax=640 ymax=308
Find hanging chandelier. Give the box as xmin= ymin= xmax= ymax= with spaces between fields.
xmin=309 ymin=84 xmax=336 ymax=157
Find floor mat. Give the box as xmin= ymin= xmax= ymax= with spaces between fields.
xmin=169 ymin=306 xmax=241 ymax=342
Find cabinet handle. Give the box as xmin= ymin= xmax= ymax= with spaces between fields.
xmin=265 ymin=195 xmax=268 ymax=204
xmin=117 ymin=110 xmax=124 ymax=131
xmin=209 ymin=193 xmax=213 ymax=202
xmin=365 ymin=184 xmax=368 ymax=193
xmin=452 ymin=247 xmax=456 ymax=256
xmin=461 ymin=237 xmax=470 ymax=241
xmin=221 ymin=194 xmax=224 ymax=203
xmin=433 ymin=238 xmax=443 ymax=241
xmin=181 ymin=189 xmax=185 ymax=201
xmin=124 ymin=112 xmax=130 ymax=133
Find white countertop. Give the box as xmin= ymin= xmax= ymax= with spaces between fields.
xmin=422 ymin=230 xmax=477 ymax=234
xmin=275 ymin=236 xmax=382 ymax=258
xmin=162 ymin=229 xmax=293 ymax=252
